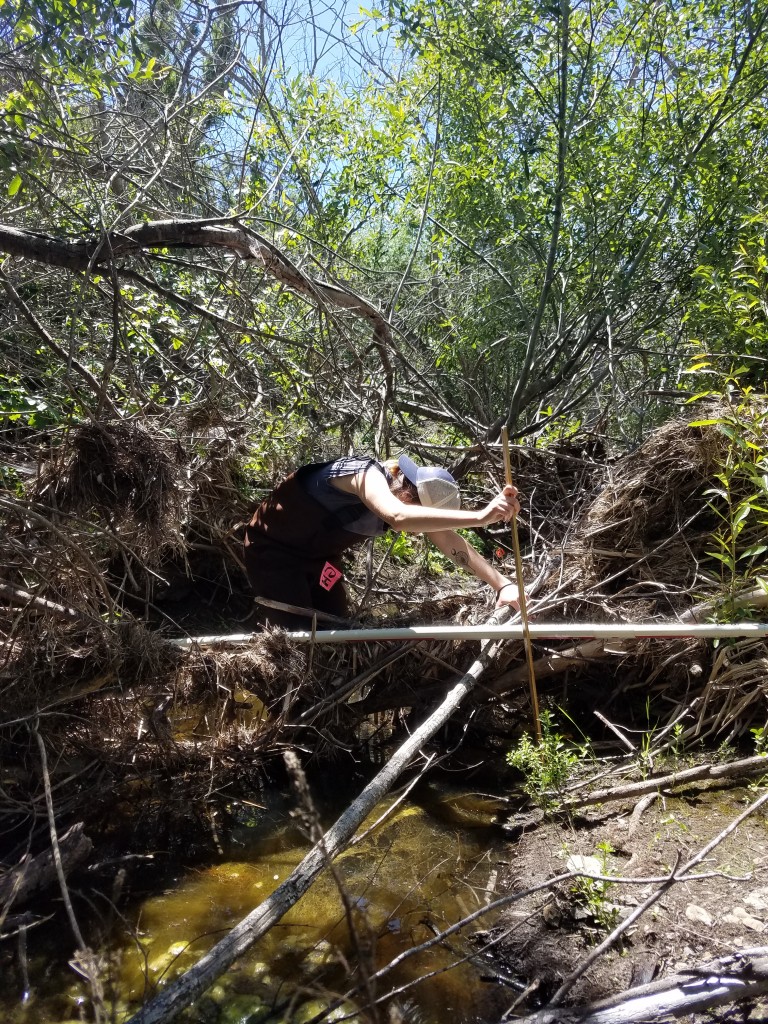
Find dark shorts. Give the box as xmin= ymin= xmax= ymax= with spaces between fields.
xmin=243 ymin=528 xmax=348 ymax=629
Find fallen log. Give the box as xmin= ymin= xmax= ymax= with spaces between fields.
xmin=0 ymin=822 xmax=92 ymax=911
xmin=512 ymin=947 xmax=768 ymax=1024
xmin=125 ymin=611 xmax=512 ymax=1024
xmin=557 ymin=754 xmax=768 ymax=812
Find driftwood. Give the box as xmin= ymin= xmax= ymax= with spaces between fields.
xmin=0 ymin=582 xmax=88 ymax=622
xmin=0 ymin=822 xmax=92 ymax=911
xmin=513 ymin=947 xmax=768 ymax=1024
xmin=125 ymin=611 xmax=512 ymax=1024
xmin=559 ymin=754 xmax=768 ymax=811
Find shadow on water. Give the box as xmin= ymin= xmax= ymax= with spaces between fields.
xmin=0 ymin=780 xmax=517 ymax=1024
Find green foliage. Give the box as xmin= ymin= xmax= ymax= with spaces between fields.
xmin=506 ymin=711 xmax=587 ymax=810
xmin=751 ymin=724 xmax=768 ymax=756
xmin=388 ymin=530 xmax=417 ymax=563
xmin=635 ymin=696 xmax=658 ymax=779
xmin=378 ymin=530 xmax=451 ymax=575
xmin=669 ymin=722 xmax=686 ymax=764
xmin=0 ymin=462 xmax=25 ymax=496
xmin=4 ymin=0 xmax=768 ymax=481
xmin=371 ymin=0 xmax=768 ymax=436
xmin=0 ymin=377 xmax=58 ymax=427
xmin=567 ymin=840 xmax=620 ymax=932
xmin=0 ymin=0 xmax=133 ymax=67
xmin=688 ymin=212 xmax=768 ymax=365
xmin=686 ymin=366 xmax=768 ymax=614
xmin=532 ymin=407 xmax=583 ymax=448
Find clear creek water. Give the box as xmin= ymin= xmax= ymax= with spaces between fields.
xmin=5 ymin=783 xmax=514 ymax=1024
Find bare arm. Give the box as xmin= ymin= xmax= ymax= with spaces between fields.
xmin=426 ymin=529 xmax=520 ymax=609
xmin=344 ymin=465 xmax=520 ymax=533
xmin=335 ymin=465 xmax=522 ymax=609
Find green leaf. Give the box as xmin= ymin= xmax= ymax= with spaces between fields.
xmin=7 ymin=173 xmax=21 ymax=196
xmin=706 ymin=550 xmax=734 ymax=567
xmin=739 ymin=543 xmax=768 ymax=560
xmin=733 ymin=504 xmax=751 ymax=526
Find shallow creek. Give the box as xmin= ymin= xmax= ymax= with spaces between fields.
xmin=7 ymin=783 xmax=514 ymax=1024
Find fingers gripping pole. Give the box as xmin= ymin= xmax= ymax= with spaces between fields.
xmin=501 ymin=426 xmax=541 ymax=742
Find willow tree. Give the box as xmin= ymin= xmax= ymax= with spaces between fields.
xmin=4 ymin=0 xmax=768 ymax=461
xmin=0 ymin=0 xmax=417 ymax=464
xmin=353 ymin=0 xmax=768 ymax=441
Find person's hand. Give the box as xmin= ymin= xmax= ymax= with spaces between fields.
xmin=495 ymin=581 xmax=520 ymax=610
xmin=477 ymin=484 xmax=520 ymax=527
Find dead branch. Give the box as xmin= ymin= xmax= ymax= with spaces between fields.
xmin=557 ymin=754 xmax=768 ymax=811
xmin=0 ymin=218 xmax=394 ymax=355
xmin=0 ymin=582 xmax=91 ymax=623
xmin=513 ymin=947 xmax=768 ymax=1023
xmin=0 ymin=822 xmax=92 ymax=912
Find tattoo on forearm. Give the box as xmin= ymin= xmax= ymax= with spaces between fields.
xmin=450 ymin=546 xmax=470 ymax=568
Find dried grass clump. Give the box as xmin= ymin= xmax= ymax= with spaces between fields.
xmin=179 ymin=630 xmax=307 ymax=706
xmin=34 ymin=420 xmax=184 ymax=556
xmin=586 ymin=417 xmax=721 ymax=548
xmin=0 ymin=616 xmax=180 ymax=721
xmin=568 ymin=416 xmax=723 ymax=598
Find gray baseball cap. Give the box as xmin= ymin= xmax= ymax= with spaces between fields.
xmin=398 ymin=454 xmax=461 ymax=510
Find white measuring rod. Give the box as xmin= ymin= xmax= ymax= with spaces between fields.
xmin=169 ymin=621 xmax=768 ymax=648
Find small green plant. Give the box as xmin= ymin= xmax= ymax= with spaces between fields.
xmin=751 ymin=723 xmax=768 ymax=755
xmin=637 ymin=697 xmax=658 ymax=779
xmin=670 ymin=722 xmax=686 ymax=763
xmin=379 ymin=530 xmax=450 ymax=575
xmin=388 ymin=531 xmax=417 ymax=563
xmin=506 ymin=711 xmax=586 ymax=810
xmin=567 ymin=841 xmax=620 ymax=932
xmin=716 ymin=737 xmax=737 ymax=762
xmin=685 ymin=362 xmax=768 ymax=618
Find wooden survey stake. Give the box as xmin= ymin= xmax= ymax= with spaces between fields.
xmin=501 ymin=425 xmax=541 ymax=741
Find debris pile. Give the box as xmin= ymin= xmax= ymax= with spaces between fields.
xmin=1 ymin=402 xmax=767 ymax=865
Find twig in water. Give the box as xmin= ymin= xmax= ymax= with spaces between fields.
xmin=32 ymin=721 xmax=107 ymax=1023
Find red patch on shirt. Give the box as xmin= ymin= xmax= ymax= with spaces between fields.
xmin=319 ymin=562 xmax=343 ymax=591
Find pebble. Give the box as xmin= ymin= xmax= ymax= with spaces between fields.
xmin=723 ymin=906 xmax=765 ymax=932
xmin=744 ymin=888 xmax=768 ymax=914
xmin=685 ymin=904 xmax=713 ymax=926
